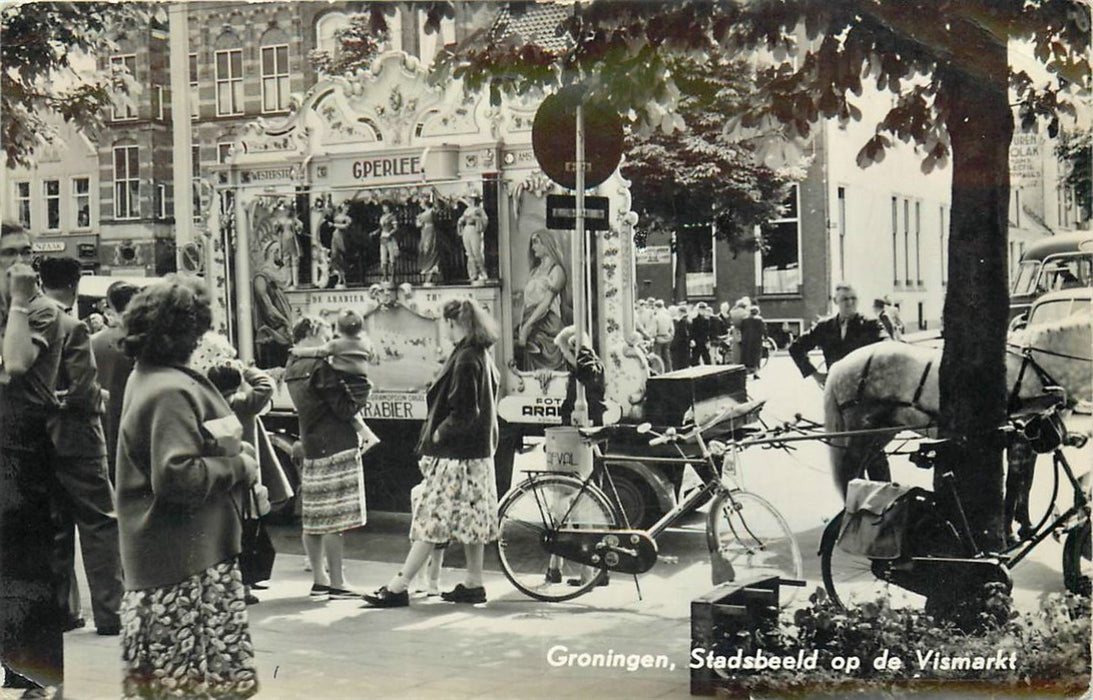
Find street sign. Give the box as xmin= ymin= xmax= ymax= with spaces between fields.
xmin=532 ymin=86 xmax=624 ymax=190
xmin=546 ymin=195 xmax=610 ymax=231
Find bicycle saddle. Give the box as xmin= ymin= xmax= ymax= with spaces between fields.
xmin=576 ymin=423 xmax=633 ymax=443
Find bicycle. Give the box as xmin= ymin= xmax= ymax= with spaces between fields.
xmin=819 ymin=400 xmax=1090 ymax=612
xmin=496 ymin=403 xmax=804 ymax=604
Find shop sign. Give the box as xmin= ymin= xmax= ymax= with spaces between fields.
xmin=240 ymin=167 xmax=296 ymax=184
xmin=32 ymin=241 xmax=66 ymax=253
xmin=498 ymin=395 xmax=565 ymax=424
xmin=352 ymin=154 xmax=421 ymax=180
xmin=361 ymin=391 xmax=427 ymax=421
xmin=636 ymin=245 xmax=672 ymax=265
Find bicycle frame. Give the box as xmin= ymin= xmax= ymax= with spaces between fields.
xmin=1004 ymin=446 xmax=1088 ymax=567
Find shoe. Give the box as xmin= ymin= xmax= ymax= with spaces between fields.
xmin=545 ymin=567 xmax=562 ymax=584
xmin=361 ymin=586 xmax=409 ymax=608
xmin=96 ymin=625 xmax=121 ymax=636
xmin=440 ymin=584 xmax=486 ymax=604
xmin=309 ymin=584 xmax=331 ymax=601
xmin=63 ymin=616 xmax=86 ymax=632
xmin=250 ymin=582 xmax=269 ymax=590
xmin=244 ymin=594 xmax=260 ymax=606
xmin=326 ymin=587 xmax=359 ymax=600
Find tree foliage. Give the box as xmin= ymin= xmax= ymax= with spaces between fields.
xmin=309 ymin=13 xmax=388 ymax=77
xmin=1 ymin=2 xmax=155 ymax=167
xmin=1057 ymin=128 xmax=1092 ymax=222
xmin=422 ymin=0 xmax=1090 ymax=552
xmin=622 ymin=52 xmax=803 ymax=255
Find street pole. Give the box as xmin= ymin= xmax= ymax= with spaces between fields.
xmin=572 ymin=98 xmax=589 ymax=427
xmin=168 ymin=4 xmax=193 ymax=246
xmin=234 ymin=177 xmax=254 ymax=363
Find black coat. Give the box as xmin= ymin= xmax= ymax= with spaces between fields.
xmin=788 ymin=313 xmax=887 ymax=378
xmin=416 ymin=338 xmax=499 ymax=460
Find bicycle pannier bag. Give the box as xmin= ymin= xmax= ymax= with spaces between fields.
xmin=837 ymin=479 xmax=928 ymax=559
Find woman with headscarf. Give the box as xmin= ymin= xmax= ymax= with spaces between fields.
xmin=517 ymin=229 xmax=569 ymax=371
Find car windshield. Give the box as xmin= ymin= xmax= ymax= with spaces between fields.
xmin=1012 ymin=261 xmax=1040 ymax=295
xmin=1033 ymin=254 xmax=1093 ymax=293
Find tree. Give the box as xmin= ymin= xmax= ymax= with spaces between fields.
xmin=1057 ymin=128 xmax=1092 ymax=222
xmin=623 ymin=52 xmax=804 ymax=258
xmin=308 ymin=13 xmax=388 ymax=76
xmin=423 ymin=0 xmax=1089 ymax=556
xmin=1 ymin=2 xmax=155 ymax=167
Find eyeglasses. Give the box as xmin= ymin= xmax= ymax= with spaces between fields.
xmin=0 ymin=246 xmax=33 ymax=259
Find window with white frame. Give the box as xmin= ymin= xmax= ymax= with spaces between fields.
xmin=110 ymin=54 xmax=138 ymax=120
xmin=914 ymin=200 xmax=922 ymax=285
xmin=188 ymin=53 xmax=199 ymax=119
xmin=260 ymin=44 xmax=290 ymax=112
xmin=113 ymin=145 xmax=139 ymax=219
xmin=192 ymin=145 xmax=202 ymax=221
xmin=156 ymin=183 xmax=169 ymax=219
xmin=43 ymin=180 xmax=60 ymax=231
xmin=15 ymin=182 xmax=31 ymax=228
xmin=316 ymin=12 xmax=349 ymax=56
xmin=417 ymin=8 xmax=456 ymax=62
xmin=215 ymin=48 xmax=244 ymax=116
xmin=891 ymin=196 xmax=899 ymax=285
xmin=153 ymin=85 xmax=165 ymax=120
xmin=903 ymin=198 xmax=911 ymax=285
xmin=72 ymin=178 xmax=90 ymax=229
xmin=680 ymin=222 xmax=715 ymax=297
xmin=759 ymin=185 xmax=801 ymax=295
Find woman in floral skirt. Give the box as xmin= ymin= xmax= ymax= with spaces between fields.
xmin=363 ymin=297 xmax=501 ymax=607
xmin=115 ymin=277 xmax=260 ymax=698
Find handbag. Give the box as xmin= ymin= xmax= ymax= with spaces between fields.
xmin=238 ymin=493 xmax=277 ymax=585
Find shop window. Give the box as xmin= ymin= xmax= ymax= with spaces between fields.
xmin=113 ymin=145 xmax=139 ymax=220
xmin=681 ymin=222 xmax=715 ymax=297
xmin=760 ymin=185 xmax=801 ymax=295
xmin=72 ymin=178 xmax=91 ymax=229
xmin=260 ymin=43 xmax=290 ymax=113
xmin=43 ymin=180 xmax=60 ymax=231
xmin=215 ymin=48 xmax=244 ymax=116
xmin=15 ymin=182 xmax=31 ymax=228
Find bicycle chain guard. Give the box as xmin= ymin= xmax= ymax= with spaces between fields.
xmin=545 ymin=529 xmax=659 ymax=575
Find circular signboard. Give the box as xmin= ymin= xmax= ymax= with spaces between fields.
xmin=532 ymin=86 xmax=624 ymax=190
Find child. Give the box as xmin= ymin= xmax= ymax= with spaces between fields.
xmin=291 ymin=309 xmax=380 ymax=454
xmin=408 ymin=472 xmax=446 ymax=596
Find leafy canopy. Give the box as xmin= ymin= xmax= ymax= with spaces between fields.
xmin=1 ymin=2 xmax=157 ymax=167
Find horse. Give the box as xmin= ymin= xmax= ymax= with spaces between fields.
xmin=823 ymin=310 xmax=1092 ymax=503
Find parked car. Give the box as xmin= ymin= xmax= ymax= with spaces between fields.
xmin=1009 ymin=231 xmax=1093 ymax=325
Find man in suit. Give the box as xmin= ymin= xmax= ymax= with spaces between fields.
xmin=38 ymin=257 xmax=124 ymax=637
xmin=90 ymin=280 xmax=140 ymax=483
xmin=789 ymin=283 xmax=889 ymax=387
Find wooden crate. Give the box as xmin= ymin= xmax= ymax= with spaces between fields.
xmin=690 ymin=576 xmax=799 ymax=697
xmin=644 ymin=365 xmax=748 ymax=428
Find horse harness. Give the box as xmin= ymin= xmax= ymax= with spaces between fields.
xmin=835 ymin=351 xmax=939 ymax=421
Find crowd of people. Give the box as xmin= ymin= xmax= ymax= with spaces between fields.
xmin=634 ymin=296 xmax=771 ymax=376
xmin=0 ymin=220 xmax=507 ymax=699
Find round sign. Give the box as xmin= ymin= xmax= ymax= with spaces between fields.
xmin=532 ymin=86 xmax=624 ymax=190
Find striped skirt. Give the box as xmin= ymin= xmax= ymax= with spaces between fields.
xmin=300 ymin=448 xmax=367 ymax=535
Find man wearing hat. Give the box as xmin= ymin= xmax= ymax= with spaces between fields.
xmin=37 ymin=256 xmax=124 ymax=637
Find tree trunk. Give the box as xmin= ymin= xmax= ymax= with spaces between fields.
xmin=937 ymin=20 xmax=1013 ymax=552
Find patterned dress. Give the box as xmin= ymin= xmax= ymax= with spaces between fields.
xmin=410 ymin=456 xmax=499 ymax=545
xmin=120 ymin=559 xmax=258 ymax=699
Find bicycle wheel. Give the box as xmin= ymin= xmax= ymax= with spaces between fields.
xmin=819 ymin=511 xmax=927 ymax=611
xmin=1063 ymin=517 xmax=1091 ymax=596
xmin=707 ymin=490 xmax=803 ymax=605
xmin=497 ymin=474 xmax=621 ymax=602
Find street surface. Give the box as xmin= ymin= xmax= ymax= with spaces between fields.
xmin=41 ymin=355 xmax=1091 ymax=699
